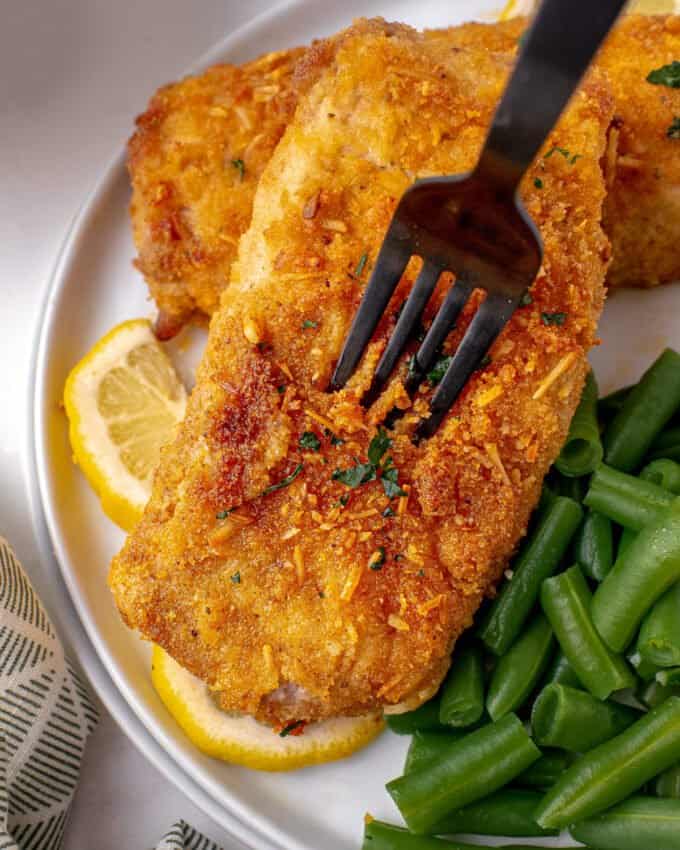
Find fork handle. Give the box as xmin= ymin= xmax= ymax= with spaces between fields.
xmin=476 ymin=0 xmax=626 ymax=192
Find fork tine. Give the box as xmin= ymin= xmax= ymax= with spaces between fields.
xmin=330 ymin=234 xmax=411 ymax=390
xmin=404 ymin=277 xmax=473 ymax=397
xmin=414 ymin=291 xmax=518 ymax=442
xmin=361 ymin=260 xmax=443 ymax=407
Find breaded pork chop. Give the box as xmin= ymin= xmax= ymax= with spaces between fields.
xmin=127 ymin=47 xmax=305 ymax=337
xmin=111 ymin=19 xmax=613 ymax=726
xmin=128 ymin=16 xmax=679 ymax=335
xmin=439 ymin=14 xmax=680 ymax=289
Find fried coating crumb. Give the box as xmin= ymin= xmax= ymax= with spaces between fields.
xmin=111 ymin=19 xmax=613 ymax=725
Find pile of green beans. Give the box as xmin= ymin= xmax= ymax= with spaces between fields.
xmin=367 ymin=348 xmax=680 ymax=850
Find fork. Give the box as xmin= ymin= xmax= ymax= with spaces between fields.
xmin=330 ymin=0 xmax=626 ymax=441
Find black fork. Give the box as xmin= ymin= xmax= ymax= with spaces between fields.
xmin=330 ymin=0 xmax=626 ymax=441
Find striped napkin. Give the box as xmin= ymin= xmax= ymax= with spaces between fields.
xmin=0 ymin=538 xmax=222 ymax=850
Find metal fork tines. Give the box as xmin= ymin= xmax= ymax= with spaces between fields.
xmin=329 ymin=0 xmax=627 ymax=440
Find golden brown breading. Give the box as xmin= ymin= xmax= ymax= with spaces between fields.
xmin=128 ymin=15 xmax=679 ymax=334
xmin=111 ymin=19 xmax=613 ymax=726
xmin=435 ymin=14 xmax=680 ymax=289
xmin=127 ymin=47 xmax=305 ymax=336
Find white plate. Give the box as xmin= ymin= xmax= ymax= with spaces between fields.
xmin=33 ymin=2 xmax=680 ymax=849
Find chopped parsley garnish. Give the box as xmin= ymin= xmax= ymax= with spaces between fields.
xmin=667 ymin=117 xmax=680 ymax=140
xmin=544 ymin=146 xmax=581 ymax=165
xmin=382 ymin=506 xmax=396 ymax=518
xmin=279 ymin=720 xmax=305 ymax=738
xmin=534 ymin=177 xmax=544 ymax=189
xmin=541 ymin=311 xmax=567 ymax=327
xmin=519 ymin=291 xmax=533 ymax=307
xmin=407 ymin=355 xmax=419 ymax=381
xmin=332 ymin=461 xmax=376 ymax=489
xmin=427 ymin=355 xmax=453 ymax=385
xmin=647 ymin=61 xmax=680 ymax=88
xmin=478 ymin=355 xmax=492 ymax=370
xmin=369 ymin=547 xmax=386 ymax=571
xmin=277 ymin=384 xmax=286 ymax=394
xmin=231 ymin=571 xmax=241 ymax=584
xmin=381 ymin=460 xmax=407 ymax=499
xmin=216 ymin=509 xmax=233 ymax=520
xmin=336 ymin=495 xmax=350 ymax=508
xmin=368 ymin=428 xmax=391 ymax=466
xmin=332 ymin=427 xmax=406 ymax=499
xmin=302 ymin=319 xmax=318 ymax=330
xmin=299 ymin=431 xmax=321 ymax=451
xmin=231 ymin=159 xmax=245 ymax=180
xmin=354 ymin=252 xmax=368 ymax=278
xmin=261 ymin=463 xmax=303 ymax=496
xmin=394 ymin=554 xmax=405 ymax=562
xmin=417 ymin=568 xmax=425 ymax=577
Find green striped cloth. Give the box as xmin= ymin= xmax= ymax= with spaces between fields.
xmin=0 ymin=538 xmax=223 ymax=850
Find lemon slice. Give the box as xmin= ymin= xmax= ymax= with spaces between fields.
xmin=63 ymin=319 xmax=187 ymax=531
xmin=151 ymin=646 xmax=385 ymax=771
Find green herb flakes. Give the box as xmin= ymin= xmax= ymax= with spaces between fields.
xmin=534 ymin=177 xmax=543 ymax=189
xmin=279 ymin=720 xmax=305 ymax=738
xmin=231 ymin=159 xmax=245 ymax=180
xmin=231 ymin=571 xmax=241 ymax=584
xmin=427 ymin=355 xmax=453 ymax=385
xmin=299 ymin=431 xmax=321 ymax=451
xmin=667 ymin=117 xmax=680 ymax=140
xmin=302 ymin=319 xmax=318 ymax=330
xmin=541 ymin=311 xmax=567 ymax=327
xmin=647 ymin=61 xmax=680 ymax=88
xmin=261 ymin=463 xmax=303 ymax=496
xmin=369 ymin=547 xmax=386 ymax=571
xmin=519 ymin=291 xmax=533 ymax=307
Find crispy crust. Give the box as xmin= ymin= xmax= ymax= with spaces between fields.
xmin=111 ymin=20 xmax=613 ymax=726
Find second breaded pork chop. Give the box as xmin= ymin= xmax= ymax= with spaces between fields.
xmin=127 ymin=47 xmax=305 ymax=337
xmin=111 ymin=19 xmax=613 ymax=726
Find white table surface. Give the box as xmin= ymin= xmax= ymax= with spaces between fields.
xmin=1 ymin=1 xmax=274 ymax=846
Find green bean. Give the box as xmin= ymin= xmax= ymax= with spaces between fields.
xmin=570 ymin=795 xmax=680 ymax=850
xmin=657 ymin=668 xmax=680 ymax=687
xmin=638 ymin=679 xmax=680 ymax=710
xmin=516 ymin=749 xmax=573 ymax=789
xmin=598 ymin=384 xmax=632 ymax=422
xmin=486 ymin=613 xmax=554 ymax=721
xmin=555 ymin=370 xmax=603 ymax=477
xmin=650 ymin=426 xmax=680 ymax=461
xmin=386 ymin=695 xmax=444 ymax=735
xmin=540 ymin=565 xmax=634 ymax=700
xmin=574 ymin=510 xmax=614 ymax=582
xmin=543 ymin=648 xmax=582 ymax=689
xmin=637 ymin=584 xmax=680 ymax=670
xmin=641 ymin=459 xmax=680 ymax=494
xmin=478 ymin=496 xmax=582 ymax=656
xmin=386 ymin=714 xmax=540 ymax=834
xmin=431 ymin=788 xmax=558 ymax=838
xmin=584 ymin=463 xmax=673 ymax=530
xmin=404 ymin=731 xmax=460 ymax=774
xmin=656 ymin=764 xmax=680 ymax=798
xmin=362 ymin=821 xmax=555 ymax=850
xmin=603 ymin=348 xmax=680 ymax=472
xmin=628 ymin=649 xmax=660 ymax=682
xmin=592 ymin=499 xmax=680 ymax=652
xmin=531 ymin=684 xmax=638 ymax=753
xmin=362 ymin=820 xmax=465 ymax=849
xmin=534 ymin=696 xmax=680 ymax=829
xmin=618 ymin=527 xmax=637 ymax=558
xmin=439 ymin=644 xmax=485 ymax=728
